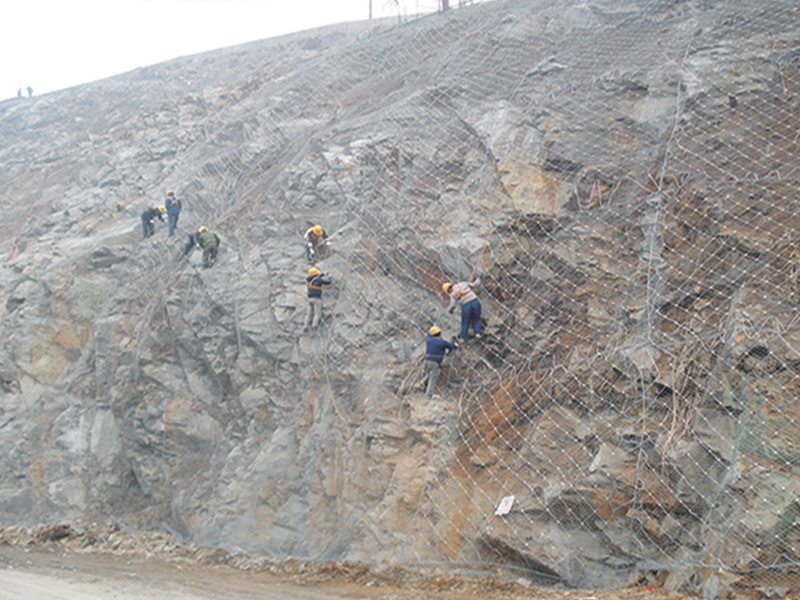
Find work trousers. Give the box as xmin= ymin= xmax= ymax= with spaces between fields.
xmin=306 ymin=240 xmax=329 ymax=262
xmin=167 ymin=213 xmax=179 ymax=236
xmin=425 ymin=360 xmax=441 ymax=397
xmin=202 ymin=241 xmax=218 ymax=267
xmin=460 ymin=299 xmax=482 ymax=340
xmin=304 ymin=297 xmax=323 ymax=330
xmin=141 ymin=216 xmax=155 ymax=238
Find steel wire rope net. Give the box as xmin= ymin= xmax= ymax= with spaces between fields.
xmin=145 ymin=0 xmax=800 ymax=593
xmin=267 ymin=0 xmax=800 ymax=593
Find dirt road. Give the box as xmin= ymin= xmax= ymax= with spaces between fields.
xmin=0 ymin=546 xmax=400 ymax=600
xmin=0 ymin=524 xmax=750 ymax=600
xmin=0 ymin=544 xmax=701 ymax=600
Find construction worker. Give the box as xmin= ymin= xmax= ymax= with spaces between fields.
xmin=141 ymin=205 xmax=165 ymax=238
xmin=304 ymin=225 xmax=329 ymax=262
xmin=183 ymin=226 xmax=221 ymax=267
xmin=164 ymin=190 xmax=182 ymax=236
xmin=424 ymin=326 xmax=457 ymax=397
xmin=443 ymin=277 xmax=482 ymax=340
xmin=304 ymin=267 xmax=332 ymax=330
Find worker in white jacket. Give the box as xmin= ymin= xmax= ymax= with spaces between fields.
xmin=443 ymin=278 xmax=482 ymax=340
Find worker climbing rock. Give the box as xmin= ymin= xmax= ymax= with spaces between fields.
xmin=443 ymin=277 xmax=482 ymax=340
xmin=424 ymin=326 xmax=457 ymax=397
xmin=164 ymin=190 xmax=182 ymax=236
xmin=141 ymin=205 xmax=165 ymax=238
xmin=304 ymin=224 xmax=329 ymax=262
xmin=304 ymin=267 xmax=332 ymax=330
xmin=183 ymin=226 xmax=221 ymax=268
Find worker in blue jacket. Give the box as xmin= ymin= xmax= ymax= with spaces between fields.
xmin=164 ymin=190 xmax=182 ymax=236
xmin=424 ymin=326 xmax=458 ymax=397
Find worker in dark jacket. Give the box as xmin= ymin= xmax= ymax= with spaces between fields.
xmin=183 ymin=226 xmax=221 ymax=267
xmin=164 ymin=190 xmax=182 ymax=236
xmin=304 ymin=267 xmax=332 ymax=330
xmin=304 ymin=224 xmax=330 ymax=262
xmin=424 ymin=326 xmax=458 ymax=397
xmin=141 ymin=205 xmax=165 ymax=238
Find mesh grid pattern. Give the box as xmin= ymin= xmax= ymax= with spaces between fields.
xmin=4 ymin=0 xmax=796 ymax=594
xmin=246 ymin=0 xmax=800 ymax=589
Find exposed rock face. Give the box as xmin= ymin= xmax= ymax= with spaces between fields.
xmin=1 ymin=0 xmax=800 ymax=596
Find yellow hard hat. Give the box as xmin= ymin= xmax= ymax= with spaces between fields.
xmin=429 ymin=326 xmax=441 ymax=336
xmin=158 ymin=206 xmax=166 ymax=213
xmin=312 ymin=225 xmax=323 ymax=236
xmin=309 ymin=267 xmax=320 ymax=276
xmin=166 ymin=190 xmax=175 ymax=197
xmin=198 ymin=226 xmax=208 ymax=234
xmin=442 ymin=282 xmax=451 ymax=293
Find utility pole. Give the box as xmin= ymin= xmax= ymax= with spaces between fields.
xmin=369 ymin=0 xmax=372 ymax=19
xmin=441 ymin=0 xmax=450 ymax=10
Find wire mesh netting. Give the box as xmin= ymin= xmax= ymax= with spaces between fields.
xmin=235 ymin=0 xmax=800 ymax=593
xmin=3 ymin=0 xmax=800 ymax=596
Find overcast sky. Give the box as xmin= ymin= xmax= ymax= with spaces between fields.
xmin=1 ymin=0 xmax=445 ymax=100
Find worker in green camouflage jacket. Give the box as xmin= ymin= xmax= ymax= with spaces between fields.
xmin=183 ymin=226 xmax=221 ymax=268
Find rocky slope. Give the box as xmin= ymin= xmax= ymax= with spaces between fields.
xmin=2 ymin=0 xmax=800 ymax=597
